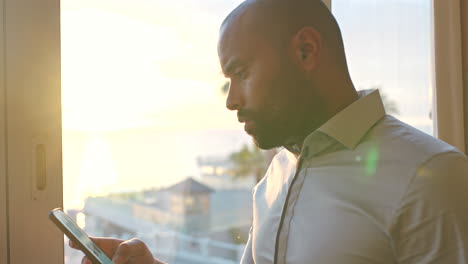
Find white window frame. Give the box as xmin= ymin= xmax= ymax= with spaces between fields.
xmin=1 ymin=0 xmax=63 ymax=263
xmin=463 ymin=0 xmax=468 ymax=153
xmin=432 ymin=0 xmax=465 ymax=152
xmin=2 ymin=0 xmax=466 ymax=263
xmin=1 ymin=1 xmax=9 ymax=263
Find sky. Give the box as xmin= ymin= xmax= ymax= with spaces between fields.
xmin=61 ymin=0 xmax=434 ymax=209
xmin=61 ymin=0 xmax=244 ymax=131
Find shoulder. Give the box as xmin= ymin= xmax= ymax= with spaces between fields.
xmin=389 ymin=151 xmax=468 ymax=262
xmin=372 ymin=116 xmax=468 ymax=214
xmin=367 ymin=115 xmax=458 ymax=158
xmin=407 ymin=151 xmax=468 ymax=206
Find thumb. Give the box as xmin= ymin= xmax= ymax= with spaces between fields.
xmin=81 ymin=256 xmax=92 ymax=264
xmin=112 ymin=241 xmax=132 ymax=264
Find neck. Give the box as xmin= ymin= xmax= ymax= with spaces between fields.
xmin=282 ymin=77 xmax=359 ymax=155
xmin=327 ymin=78 xmax=359 ymax=118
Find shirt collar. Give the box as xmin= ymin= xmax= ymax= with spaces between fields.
xmin=314 ymin=89 xmax=386 ymax=150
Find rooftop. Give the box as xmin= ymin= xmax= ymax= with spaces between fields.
xmin=165 ymin=177 xmax=214 ymax=195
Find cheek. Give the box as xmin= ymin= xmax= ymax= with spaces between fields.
xmin=243 ymin=59 xmax=284 ymax=111
xmin=242 ymin=75 xmax=272 ymax=110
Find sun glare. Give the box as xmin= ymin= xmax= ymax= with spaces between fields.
xmin=61 ymin=3 xmax=232 ymax=131
xmin=61 ymin=0 xmax=246 ymax=209
xmin=77 ymin=135 xmax=118 ymax=199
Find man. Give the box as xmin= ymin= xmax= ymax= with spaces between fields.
xmin=71 ymin=0 xmax=468 ymax=263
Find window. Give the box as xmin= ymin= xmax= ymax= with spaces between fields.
xmin=61 ymin=0 xmax=254 ymax=263
xmin=62 ymin=2 xmax=437 ymax=263
xmin=333 ymin=0 xmax=434 ymax=135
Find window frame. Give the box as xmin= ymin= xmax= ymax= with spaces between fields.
xmin=463 ymin=0 xmax=468 ymax=153
xmin=1 ymin=0 xmax=9 ymax=262
xmin=2 ymin=0 xmax=63 ymax=263
xmin=432 ymin=0 xmax=465 ymax=152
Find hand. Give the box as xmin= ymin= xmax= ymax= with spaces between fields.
xmin=69 ymin=237 xmax=167 ymax=264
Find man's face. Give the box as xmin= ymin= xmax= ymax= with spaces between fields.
xmin=218 ymin=20 xmax=309 ymax=149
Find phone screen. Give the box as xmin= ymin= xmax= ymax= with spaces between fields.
xmin=49 ymin=208 xmax=113 ymax=264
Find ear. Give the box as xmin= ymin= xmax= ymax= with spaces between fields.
xmin=291 ymin=26 xmax=322 ymax=72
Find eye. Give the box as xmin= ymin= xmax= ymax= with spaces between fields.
xmin=233 ymin=69 xmax=248 ymax=79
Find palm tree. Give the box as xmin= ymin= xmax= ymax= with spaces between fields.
xmin=228 ymin=144 xmax=268 ymax=183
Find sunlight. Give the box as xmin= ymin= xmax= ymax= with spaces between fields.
xmin=61 ymin=6 xmax=229 ymax=131
xmin=77 ymin=135 xmax=118 ymax=198
xmin=76 ymin=212 xmax=86 ymax=229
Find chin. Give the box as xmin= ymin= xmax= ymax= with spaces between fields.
xmin=246 ymin=122 xmax=285 ymax=150
xmin=252 ymin=134 xmax=282 ymax=150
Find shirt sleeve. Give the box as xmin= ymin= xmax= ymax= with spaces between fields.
xmin=390 ymin=151 xmax=468 ymax=263
xmin=240 ymin=226 xmax=254 ymax=264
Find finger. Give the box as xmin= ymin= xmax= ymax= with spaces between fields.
xmin=112 ymin=239 xmax=148 ymax=264
xmin=89 ymin=236 xmax=125 ymax=257
xmin=69 ymin=239 xmax=85 ymax=251
xmin=69 ymin=239 xmax=78 ymax=249
xmin=155 ymin=259 xmax=168 ymax=264
xmin=112 ymin=244 xmax=130 ymax=264
xmin=81 ymin=256 xmax=92 ymax=264
xmin=89 ymin=236 xmax=124 ymax=249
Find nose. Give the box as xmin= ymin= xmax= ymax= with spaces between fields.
xmin=226 ymin=81 xmax=243 ymax=111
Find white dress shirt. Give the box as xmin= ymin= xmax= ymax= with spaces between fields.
xmin=240 ymin=89 xmax=468 ymax=264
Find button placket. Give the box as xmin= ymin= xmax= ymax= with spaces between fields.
xmin=274 ymin=132 xmax=337 ymax=264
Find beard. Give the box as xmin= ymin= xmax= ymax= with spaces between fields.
xmin=239 ymin=107 xmax=294 ymax=150
xmin=251 ymin=125 xmax=285 ymax=149
xmin=236 ymin=56 xmax=326 ymax=150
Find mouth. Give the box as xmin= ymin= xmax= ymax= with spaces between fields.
xmin=243 ymin=120 xmax=255 ymax=135
xmin=237 ymin=112 xmax=255 ymax=133
xmin=238 ymin=117 xmax=247 ymax=123
xmin=237 ymin=115 xmax=249 ymax=123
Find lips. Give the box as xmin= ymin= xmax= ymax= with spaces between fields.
xmin=244 ymin=121 xmax=253 ymax=132
xmin=237 ymin=111 xmax=255 ymax=134
xmin=238 ymin=117 xmax=247 ymax=123
xmin=237 ymin=115 xmax=250 ymax=123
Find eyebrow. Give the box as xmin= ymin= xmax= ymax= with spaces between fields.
xmin=222 ymin=57 xmax=243 ymax=77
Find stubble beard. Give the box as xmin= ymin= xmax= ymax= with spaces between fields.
xmin=246 ymin=110 xmax=292 ymax=150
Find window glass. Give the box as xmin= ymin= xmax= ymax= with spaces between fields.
xmin=62 ymin=0 xmax=435 ymax=263
xmin=61 ymin=0 xmax=257 ymax=263
xmin=333 ymin=0 xmax=434 ymax=135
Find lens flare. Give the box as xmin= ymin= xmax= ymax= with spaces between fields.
xmin=365 ymin=147 xmax=379 ymax=176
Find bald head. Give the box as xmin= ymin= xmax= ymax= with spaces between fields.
xmin=220 ymin=0 xmax=348 ymax=70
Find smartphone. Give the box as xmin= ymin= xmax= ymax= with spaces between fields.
xmin=48 ymin=208 xmax=113 ymax=264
